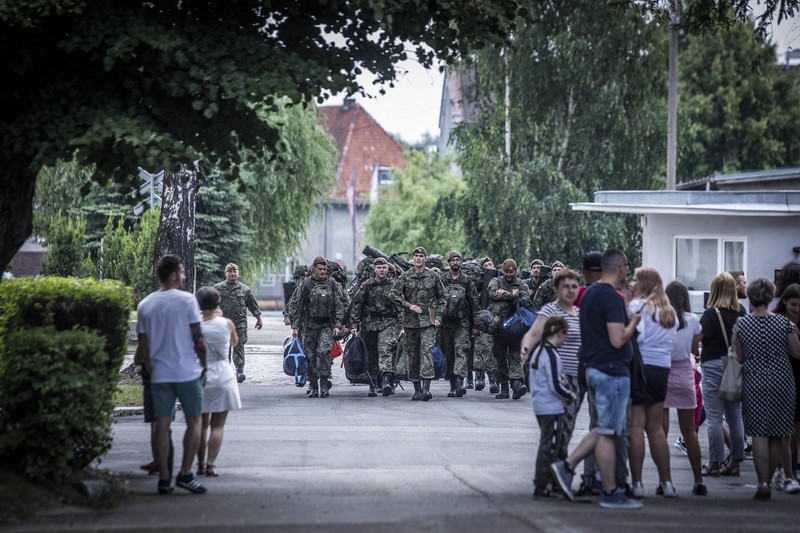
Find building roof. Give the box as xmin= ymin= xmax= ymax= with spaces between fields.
xmin=319 ymin=100 xmax=405 ymax=201
xmin=571 ymin=190 xmax=800 ymax=216
xmin=677 ymin=167 xmax=800 ymax=191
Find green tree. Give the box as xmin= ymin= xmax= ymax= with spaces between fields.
xmin=366 ymin=152 xmax=467 ymax=255
xmin=99 ymin=208 xmax=159 ymax=300
xmin=678 ymin=18 xmax=800 ymax=180
xmin=40 ymin=213 xmax=92 ymax=277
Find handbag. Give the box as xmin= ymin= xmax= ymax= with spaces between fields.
xmin=495 ymin=303 xmax=537 ymax=349
xmin=715 ymin=308 xmax=742 ymax=401
xmin=630 ymin=333 xmax=647 ymax=398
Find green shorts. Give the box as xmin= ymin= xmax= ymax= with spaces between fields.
xmin=152 ymin=377 xmax=204 ymax=419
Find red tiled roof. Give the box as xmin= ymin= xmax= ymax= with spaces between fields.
xmin=319 ymin=101 xmax=405 ymax=201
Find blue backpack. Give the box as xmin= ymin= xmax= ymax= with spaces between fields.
xmin=283 ymin=337 xmax=308 ymax=387
xmin=495 ymin=306 xmax=537 ymax=349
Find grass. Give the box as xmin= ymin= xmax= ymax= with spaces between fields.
xmin=114 ymin=383 xmax=142 ymax=406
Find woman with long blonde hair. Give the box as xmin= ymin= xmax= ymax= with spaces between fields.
xmin=700 ymin=272 xmax=746 ymax=477
xmin=627 ymin=267 xmax=679 ymax=499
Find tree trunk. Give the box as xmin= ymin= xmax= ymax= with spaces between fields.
xmin=0 ymin=169 xmax=36 ymax=278
xmin=153 ymin=164 xmax=200 ymax=292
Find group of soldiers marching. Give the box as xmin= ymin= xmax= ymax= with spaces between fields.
xmin=282 ymin=245 xmax=566 ymax=401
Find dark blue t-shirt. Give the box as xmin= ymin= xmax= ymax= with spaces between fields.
xmin=579 ymin=282 xmax=632 ymax=377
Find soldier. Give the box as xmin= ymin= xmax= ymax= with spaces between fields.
xmin=390 ymin=246 xmax=445 ymax=401
xmin=487 ymin=259 xmax=530 ymax=400
xmin=350 ymin=257 xmax=399 ymax=397
xmin=527 ymin=259 xmax=545 ymax=295
xmin=286 ymin=256 xmax=347 ymax=398
xmin=474 ymin=257 xmax=499 ymax=392
xmin=533 ymin=260 xmax=565 ymax=310
xmin=214 ymin=263 xmax=263 ymax=383
xmin=439 ymin=251 xmax=480 ymax=398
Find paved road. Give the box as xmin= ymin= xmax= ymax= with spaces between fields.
xmin=8 ymin=312 xmax=799 ymax=532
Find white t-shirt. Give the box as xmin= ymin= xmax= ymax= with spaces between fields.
xmin=629 ymin=299 xmax=677 ymax=369
xmin=137 ymin=289 xmax=203 ymax=383
xmin=669 ymin=312 xmax=702 ymax=363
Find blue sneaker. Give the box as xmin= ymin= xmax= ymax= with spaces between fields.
xmin=599 ymin=488 xmax=643 ymax=510
xmin=550 ymin=460 xmax=575 ymax=502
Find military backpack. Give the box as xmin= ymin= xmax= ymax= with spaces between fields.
xmin=441 ymin=281 xmax=468 ymax=323
xmin=308 ymin=279 xmax=336 ymax=320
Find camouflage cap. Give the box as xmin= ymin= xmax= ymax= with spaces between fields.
xmin=530 ymin=259 xmax=544 ymax=268
xmin=446 ymin=250 xmax=462 ymax=262
xmin=412 ymin=246 xmax=428 ymax=257
xmin=312 ymin=256 xmax=327 ymax=267
xmin=373 ymin=257 xmax=388 ymax=266
xmin=501 ymin=259 xmax=517 ymax=272
xmin=550 ymin=260 xmax=565 ymax=270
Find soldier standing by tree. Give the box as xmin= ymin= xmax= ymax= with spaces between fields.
xmin=390 ymin=247 xmax=445 ymax=401
xmin=214 ymin=263 xmax=262 ymax=383
xmin=439 ymin=251 xmax=480 ymax=398
xmin=350 ymin=257 xmax=400 ymax=397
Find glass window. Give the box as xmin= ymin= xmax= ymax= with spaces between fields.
xmin=674 ymin=237 xmax=745 ymax=291
xmin=376 ymin=166 xmax=393 ymax=186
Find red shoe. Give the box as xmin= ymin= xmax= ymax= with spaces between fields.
xmin=140 ymin=461 xmax=160 ymax=475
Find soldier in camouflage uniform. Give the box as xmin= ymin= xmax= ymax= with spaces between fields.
xmin=487 ymin=259 xmax=530 ymax=400
xmin=439 ymin=251 xmax=480 ymax=398
xmin=474 ymin=257 xmax=499 ymax=392
xmin=286 ymin=256 xmax=347 ymax=398
xmin=532 ymin=260 xmax=564 ymax=310
xmin=214 ymin=263 xmax=262 ymax=383
xmin=526 ymin=259 xmax=545 ymax=295
xmin=350 ymin=257 xmax=399 ymax=397
xmin=390 ymin=246 xmax=444 ymax=401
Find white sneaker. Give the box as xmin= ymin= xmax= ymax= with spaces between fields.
xmin=772 ymin=468 xmax=785 ymax=491
xmin=659 ymin=481 xmax=678 ymax=498
xmin=784 ymin=479 xmax=800 ymax=494
xmin=630 ymin=481 xmax=644 ymax=499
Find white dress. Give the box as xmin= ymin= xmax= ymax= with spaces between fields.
xmin=200 ymin=317 xmax=242 ymax=413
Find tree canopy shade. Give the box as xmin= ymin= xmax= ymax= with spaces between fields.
xmin=0 ymin=0 xmax=526 ymax=271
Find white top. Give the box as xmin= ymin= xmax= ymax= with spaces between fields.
xmin=201 ymin=316 xmax=231 ymax=362
xmin=137 ymin=289 xmax=203 ymax=383
xmin=529 ymin=344 xmax=574 ymax=416
xmin=537 ymin=303 xmax=581 ymax=377
xmin=669 ymin=312 xmax=702 ymax=363
xmin=629 ymin=299 xmax=677 ymax=369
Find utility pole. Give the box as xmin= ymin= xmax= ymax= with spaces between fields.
xmin=504 ymin=47 xmax=512 ymax=166
xmin=666 ymin=3 xmax=679 ymax=190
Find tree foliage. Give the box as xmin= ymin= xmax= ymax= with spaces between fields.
xmin=99 ymin=208 xmax=159 ymax=301
xmin=366 ymin=151 xmax=467 ymax=256
xmin=39 ymin=212 xmax=93 ymax=277
xmin=678 ymin=17 xmax=800 ymax=180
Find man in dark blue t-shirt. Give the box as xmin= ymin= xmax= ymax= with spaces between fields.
xmin=550 ymin=249 xmax=643 ymax=510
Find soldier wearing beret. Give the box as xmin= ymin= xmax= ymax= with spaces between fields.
xmin=532 ymin=260 xmax=565 ymax=310
xmin=214 ymin=263 xmax=262 ymax=383
xmin=390 ymin=246 xmax=445 ymax=401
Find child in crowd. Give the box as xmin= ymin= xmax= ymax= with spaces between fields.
xmin=530 ymin=316 xmax=577 ymax=499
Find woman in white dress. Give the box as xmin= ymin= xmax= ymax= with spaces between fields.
xmin=196 ymin=286 xmax=241 ymax=476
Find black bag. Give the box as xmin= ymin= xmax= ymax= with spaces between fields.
xmin=283 ymin=337 xmax=308 ymax=387
xmin=442 ymin=282 xmax=467 ymax=322
xmin=629 ymin=334 xmax=647 ymax=399
xmin=343 ymin=335 xmax=375 ymax=387
xmin=495 ymin=304 xmax=537 ymax=349
xmin=432 ymin=344 xmax=444 ymax=380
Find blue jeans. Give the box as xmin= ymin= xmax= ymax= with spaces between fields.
xmin=586 ymin=367 xmax=630 ymax=436
xmin=701 ymin=358 xmax=745 ymax=463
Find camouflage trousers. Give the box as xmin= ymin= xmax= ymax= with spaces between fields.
xmin=232 ymin=323 xmax=248 ymax=367
xmin=492 ymin=343 xmax=524 ymax=381
xmin=301 ymin=326 xmax=334 ymax=381
xmin=439 ymin=326 xmax=470 ymax=379
xmin=362 ymin=326 xmax=398 ymax=377
xmin=472 ymin=333 xmax=497 ymax=372
xmin=402 ymin=326 xmax=436 ymax=381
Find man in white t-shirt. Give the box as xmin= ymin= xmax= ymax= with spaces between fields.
xmin=138 ymin=254 xmax=208 ymax=495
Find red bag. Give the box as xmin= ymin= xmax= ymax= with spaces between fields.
xmin=329 ymin=340 xmax=343 ymax=360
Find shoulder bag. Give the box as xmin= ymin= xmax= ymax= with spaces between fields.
xmin=715 ymin=308 xmax=742 ymax=402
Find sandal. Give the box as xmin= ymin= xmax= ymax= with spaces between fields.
xmin=719 ymin=461 xmax=741 ymax=477
xmin=701 ymin=462 xmax=722 ymax=476
xmin=205 ymin=464 xmax=218 ymax=477
xmin=197 ymin=463 xmax=206 ymax=476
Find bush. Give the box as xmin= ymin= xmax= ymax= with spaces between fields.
xmin=40 ymin=213 xmax=91 ymax=277
xmin=0 ymin=277 xmax=132 ymax=479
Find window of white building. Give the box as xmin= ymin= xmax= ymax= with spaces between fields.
xmin=674 ymin=237 xmax=745 ymax=291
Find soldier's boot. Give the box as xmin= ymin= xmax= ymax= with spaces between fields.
xmin=495 ymin=381 xmax=510 ymax=399
xmin=381 ymin=373 xmax=393 ymax=397
xmin=447 ymin=377 xmax=457 ymax=398
xmin=488 ymin=372 xmax=499 ymax=394
xmin=319 ymin=378 xmax=331 ymax=398
xmin=411 ymin=381 xmax=423 ymax=401
xmin=474 ymin=371 xmax=486 ymax=391
xmin=466 ymin=373 xmax=474 ymax=389
xmin=389 ymin=373 xmax=396 ymax=395
xmin=455 ymin=375 xmax=467 ymax=397
xmin=368 ymin=375 xmax=378 ymax=397
xmin=421 ymin=379 xmax=433 ymax=402
xmin=236 ymin=365 xmax=246 ymax=384
xmin=308 ymin=379 xmax=319 ymax=399
xmin=511 ymin=378 xmax=528 ymax=400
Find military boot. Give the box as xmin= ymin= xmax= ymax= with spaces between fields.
xmin=308 ymin=379 xmax=319 ymax=398
xmin=236 ymin=365 xmax=246 ymax=383
xmin=368 ymin=384 xmax=377 ymax=397
xmin=511 ymin=378 xmax=528 ymax=400
xmin=381 ymin=373 xmax=393 ymax=396
xmin=319 ymin=378 xmax=331 ymax=398
xmin=388 ymin=373 xmax=396 ymax=395
xmin=474 ymin=371 xmax=486 ymax=391
xmin=412 ymin=381 xmax=423 ymax=401
xmin=466 ymin=373 xmax=474 ymax=389
xmin=455 ymin=375 xmax=467 ymax=397
xmin=421 ymin=379 xmax=433 ymax=401
xmin=447 ymin=376 xmax=457 ymax=397
xmin=495 ymin=381 xmax=510 ymax=399
xmin=488 ymin=372 xmax=499 ymax=394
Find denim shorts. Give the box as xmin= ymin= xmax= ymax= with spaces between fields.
xmin=586 ymin=367 xmax=630 ymax=436
xmin=151 ymin=377 xmax=204 ymax=419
